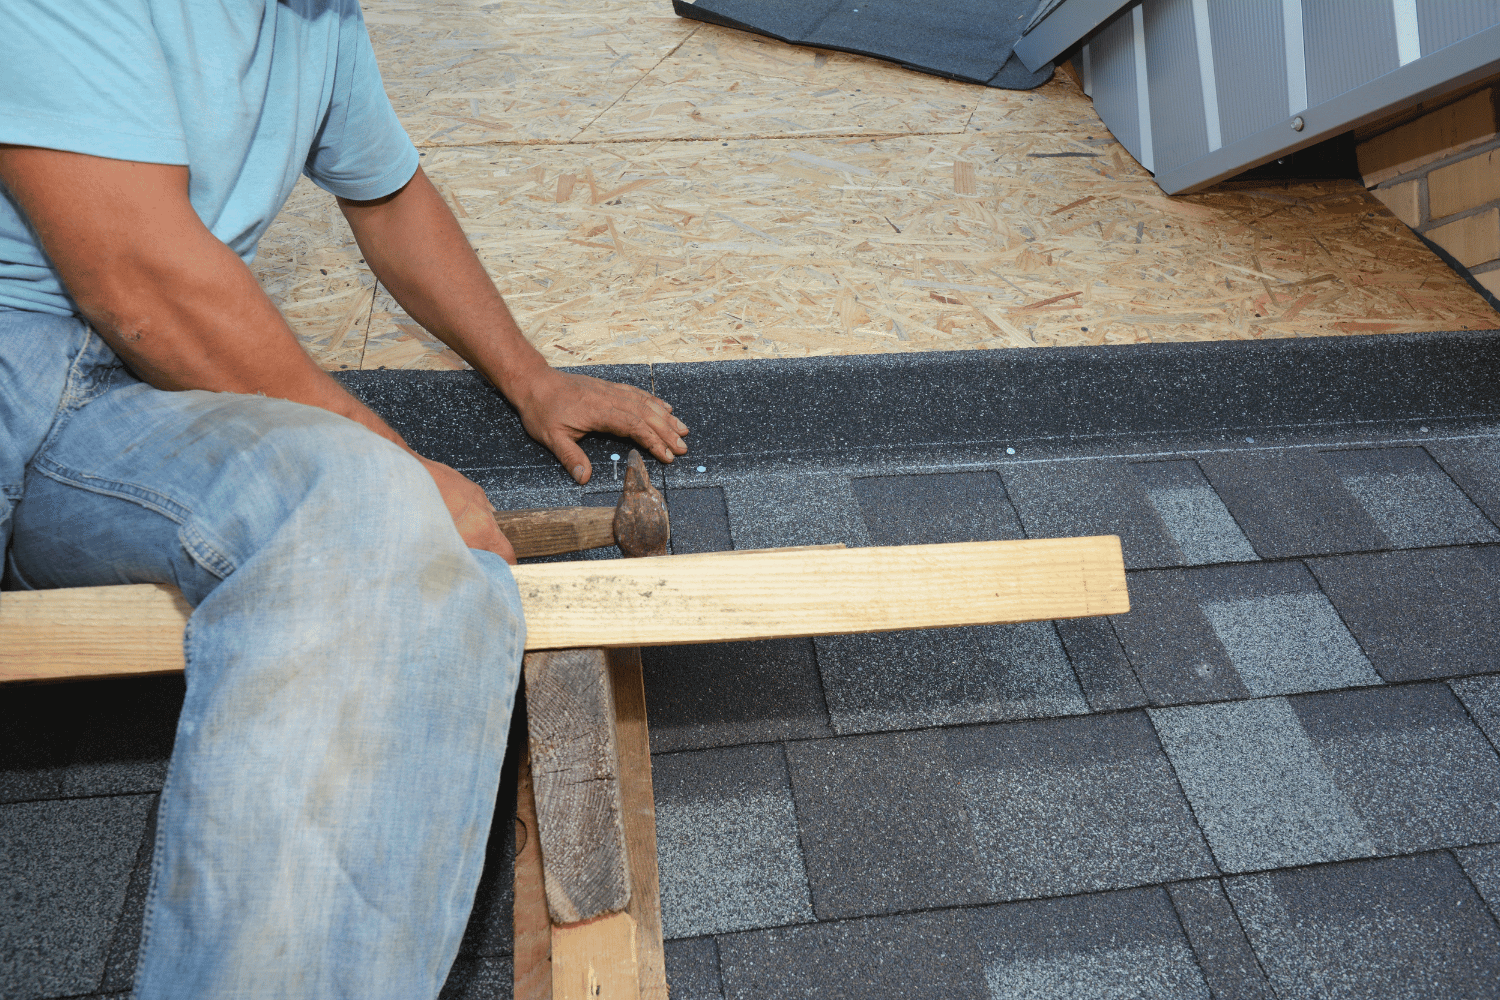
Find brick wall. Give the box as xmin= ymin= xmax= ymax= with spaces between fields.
xmin=1360 ymin=82 xmax=1500 ymax=300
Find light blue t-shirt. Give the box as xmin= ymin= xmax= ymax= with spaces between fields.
xmin=0 ymin=0 xmax=420 ymax=316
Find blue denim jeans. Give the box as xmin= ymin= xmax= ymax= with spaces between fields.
xmin=0 ymin=310 xmax=525 ymax=998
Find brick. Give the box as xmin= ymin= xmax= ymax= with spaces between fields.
xmin=1372 ymin=179 xmax=1422 ymax=227
xmin=1425 ymin=207 xmax=1500 ymax=268
xmin=1357 ymin=88 xmax=1498 ymax=185
xmin=1429 ymin=147 xmax=1500 ymax=220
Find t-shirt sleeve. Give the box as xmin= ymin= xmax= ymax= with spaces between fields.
xmin=0 ymin=0 xmax=187 ymax=164
xmin=304 ymin=3 xmax=420 ymax=201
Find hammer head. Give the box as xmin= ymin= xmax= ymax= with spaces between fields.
xmin=613 ymin=450 xmax=670 ymax=558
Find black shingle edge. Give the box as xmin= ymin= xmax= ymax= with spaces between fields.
xmin=335 ymin=331 xmax=1500 ymax=477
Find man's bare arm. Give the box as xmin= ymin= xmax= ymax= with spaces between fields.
xmin=337 ymin=168 xmax=689 ymax=485
xmin=0 ymin=146 xmax=513 ymax=560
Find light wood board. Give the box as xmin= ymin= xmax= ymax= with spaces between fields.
xmin=551 ymin=912 xmax=639 ymax=1000
xmin=514 ymin=748 xmax=554 ymax=1000
xmin=0 ymin=537 xmax=1128 ymax=683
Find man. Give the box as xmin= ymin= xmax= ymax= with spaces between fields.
xmin=0 ymin=2 xmax=687 ymax=996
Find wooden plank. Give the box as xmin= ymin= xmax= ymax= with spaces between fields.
xmin=607 ymin=647 xmax=668 ymax=1000
xmin=550 ymin=911 xmax=639 ymax=1000
xmin=0 ymin=537 xmax=1129 ymax=684
xmin=514 ymin=747 xmax=554 ymax=1000
xmin=524 ymin=649 xmax=631 ymax=923
xmin=495 ymin=507 xmax=616 ymax=560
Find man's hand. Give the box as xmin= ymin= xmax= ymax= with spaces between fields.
xmin=419 ymin=458 xmax=517 ymax=563
xmin=512 ymin=369 xmax=688 ymax=485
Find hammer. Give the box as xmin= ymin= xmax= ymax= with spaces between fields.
xmin=494 ymin=449 xmax=669 ymax=560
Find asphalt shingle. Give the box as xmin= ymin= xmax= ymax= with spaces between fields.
xmin=664 ymin=937 xmax=725 ymax=1000
xmin=850 ymin=471 xmax=1024 ymax=546
xmin=97 ymin=798 xmax=158 ymax=995
xmin=1110 ymin=571 xmax=1249 ymax=705
xmin=438 ymin=956 xmax=514 ymax=1000
xmin=1457 ymin=843 xmax=1500 ymax=921
xmin=1226 ymin=853 xmax=1500 ymax=999
xmin=969 ymin=888 xmax=1212 ymax=1000
xmin=1150 ymin=698 xmax=1375 ymax=872
xmin=1428 ymin=437 xmax=1500 ymax=527
xmin=716 ymin=909 xmax=986 ymax=1000
xmin=785 ymin=731 xmax=987 ymax=919
xmin=666 ymin=486 xmax=735 ymax=554
xmin=1197 ymin=450 xmax=1387 ymax=558
xmin=0 ymin=794 xmax=155 ymax=1000
xmin=1165 ymin=878 xmax=1274 ymax=1000
xmin=1322 ymin=446 xmax=1500 ymax=547
xmin=723 ymin=473 xmax=870 ymax=550
xmin=60 ymin=676 xmax=183 ymax=797
xmin=1449 ymin=674 xmax=1500 ymax=750
xmin=949 ymin=712 xmax=1217 ymax=901
xmin=1309 ymin=547 xmax=1500 ymax=681
xmin=641 ymin=639 xmax=832 ymax=753
xmin=1053 ymin=616 xmax=1148 ymax=711
xmin=0 ymin=681 xmax=71 ymax=804
xmin=813 ymin=623 xmax=1087 ymax=735
xmin=1131 ymin=459 xmax=1258 ymax=565
xmin=1002 ymin=460 xmax=1185 ymax=569
xmin=653 ymin=745 xmax=814 ymax=938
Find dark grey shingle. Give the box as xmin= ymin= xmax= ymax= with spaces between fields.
xmin=1456 ymin=844 xmax=1500 ymax=922
xmin=1054 ymin=616 xmax=1148 ymax=712
xmin=716 ymin=908 xmax=987 ymax=1000
xmin=1110 ymin=570 xmax=1248 ymax=705
xmin=453 ymin=792 xmax=516 ymax=960
xmin=1322 ymin=446 xmax=1500 ymax=547
xmin=1131 ymin=459 xmax=1258 ymax=565
xmin=1427 ymin=437 xmax=1500 ymax=528
xmin=1002 ymin=460 xmax=1185 ymax=569
xmin=437 ymin=955 xmax=514 ymax=1000
xmin=948 ymin=712 xmax=1217 ymax=901
xmin=642 ymin=640 xmax=832 ymax=753
xmin=785 ymin=731 xmax=987 ymax=919
xmin=61 ymin=676 xmax=183 ymax=797
xmin=723 ymin=473 xmax=870 ymax=549
xmin=1226 ymin=853 xmax=1500 ymax=999
xmin=0 ymin=681 xmax=71 ymax=804
xmin=1197 ymin=451 xmax=1387 ymax=558
xmin=1292 ymin=683 xmax=1500 ymax=855
xmin=1165 ymin=879 xmax=1274 ymax=1000
xmin=850 ymin=471 xmax=1024 ymax=546
xmin=0 ymin=795 xmax=155 ymax=1000
xmin=653 ymin=745 xmax=813 ymax=938
xmin=98 ymin=798 xmax=158 ymax=995
xmin=1309 ymin=547 xmax=1500 ymax=681
xmin=967 ymin=888 xmax=1212 ymax=1000
xmin=666 ymin=486 xmax=734 ymax=554
xmin=813 ymin=623 xmax=1086 ymax=735
xmin=664 ymin=937 xmax=725 ymax=1000
xmin=1450 ymin=674 xmax=1500 ymax=751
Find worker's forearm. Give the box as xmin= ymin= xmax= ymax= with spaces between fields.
xmin=338 ymin=169 xmax=551 ymax=397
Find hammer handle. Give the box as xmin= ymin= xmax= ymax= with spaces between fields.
xmin=494 ymin=506 xmax=616 ymax=560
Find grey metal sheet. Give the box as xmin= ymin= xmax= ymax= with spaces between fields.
xmin=1087 ymin=10 xmax=1145 ymax=167
xmin=1014 ymin=0 xmax=1133 ymax=71
xmin=1206 ymin=0 xmax=1290 ymax=146
xmin=1143 ymin=0 xmax=1210 ymax=174
xmin=1303 ymin=0 xmax=1400 ymax=105
xmin=1417 ymin=0 xmax=1500 ymax=54
xmin=1155 ymin=22 xmax=1500 ymax=193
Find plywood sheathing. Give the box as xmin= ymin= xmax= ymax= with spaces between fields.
xmin=253 ymin=1 xmax=1499 ymax=371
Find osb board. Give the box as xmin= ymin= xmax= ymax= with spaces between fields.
xmin=364 ymin=0 xmax=697 ymax=147
xmin=573 ymin=22 xmax=984 ymax=143
xmin=250 ymin=176 xmax=376 ymax=371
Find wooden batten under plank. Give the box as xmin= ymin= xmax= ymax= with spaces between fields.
xmin=0 ymin=537 xmax=1129 ymax=683
xmin=514 ymin=748 xmax=554 ymax=1000
xmin=551 ymin=912 xmax=639 ymax=1000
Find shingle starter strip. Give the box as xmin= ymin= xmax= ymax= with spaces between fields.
xmin=5 ymin=331 xmax=1500 ymax=999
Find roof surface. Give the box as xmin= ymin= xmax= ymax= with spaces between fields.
xmin=5 ymin=332 xmax=1500 ymax=998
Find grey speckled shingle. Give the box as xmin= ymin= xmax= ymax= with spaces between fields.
xmin=1132 ymin=460 xmax=1257 ymax=565
xmin=438 ymin=955 xmax=514 ymax=1000
xmin=1198 ymin=450 xmax=1387 ymax=558
xmin=1427 ymin=437 xmax=1500 ymax=529
xmin=1292 ymin=684 xmax=1500 ymax=855
xmin=666 ymin=486 xmax=734 ymax=554
xmin=850 ymin=471 xmax=1024 ymax=545
xmin=1002 ymin=460 xmax=1185 ymax=569
xmin=60 ymin=676 xmax=183 ymax=798
xmin=0 ymin=795 xmax=155 ymax=1000
xmin=1323 ymin=447 xmax=1500 ymax=548
xmin=1450 ymin=674 xmax=1500 ymax=750
xmin=1456 ymin=844 xmax=1500 ymax=922
xmin=97 ymin=798 xmax=159 ymax=995
xmin=1226 ymin=853 xmax=1500 ymax=999
xmin=948 ymin=712 xmax=1216 ymax=901
xmin=1309 ymin=547 xmax=1500 ymax=681
xmin=723 ymin=473 xmax=870 ymax=550
xmin=1111 ymin=571 xmax=1248 ymax=705
xmin=642 ymin=639 xmax=832 ymax=752
xmin=0 ymin=681 xmax=71 ymax=805
xmin=968 ymin=888 xmax=1210 ymax=1000
xmin=664 ymin=937 xmax=725 ymax=1000
xmin=1150 ymin=698 xmax=1376 ymax=872
xmin=1054 ymin=616 xmax=1148 ymax=711
xmin=716 ymin=908 xmax=987 ymax=1000
xmin=813 ymin=623 xmax=1086 ymax=735
xmin=1165 ymin=879 xmax=1274 ymax=1000
xmin=653 ymin=745 xmax=814 ymax=939
xmin=785 ymin=731 xmax=987 ymax=919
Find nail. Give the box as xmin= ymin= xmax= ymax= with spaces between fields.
xmin=572 ymin=464 xmax=585 ymax=482
xmin=675 ymin=419 xmax=688 ymax=433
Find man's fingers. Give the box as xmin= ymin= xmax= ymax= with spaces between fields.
xmin=549 ymin=434 xmax=593 ymax=485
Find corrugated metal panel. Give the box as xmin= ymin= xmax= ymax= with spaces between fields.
xmin=1143 ymin=0 xmax=1209 ymax=174
xmin=1417 ymin=0 xmax=1500 ymax=54
xmin=1303 ymin=0 xmax=1400 ymax=105
xmin=1088 ymin=11 xmax=1143 ymax=166
xmin=1206 ymin=0 xmax=1288 ymax=145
